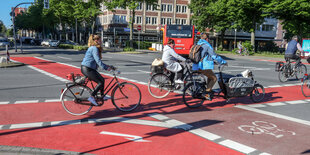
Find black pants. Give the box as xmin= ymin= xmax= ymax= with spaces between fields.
xmin=81 ymin=65 xmax=105 ymax=97
xmin=285 ymin=54 xmax=301 ymax=67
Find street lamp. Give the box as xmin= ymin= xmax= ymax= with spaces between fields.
xmin=234 ymin=29 xmax=237 ymax=49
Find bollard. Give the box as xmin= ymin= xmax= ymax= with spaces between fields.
xmin=6 ymin=45 xmax=10 ymax=62
xmin=20 ymin=39 xmax=23 ymax=53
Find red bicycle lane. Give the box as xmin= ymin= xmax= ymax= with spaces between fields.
xmin=3 ymin=56 xmax=309 ymax=154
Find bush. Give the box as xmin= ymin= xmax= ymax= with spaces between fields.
xmin=123 ymin=47 xmax=135 ymax=51
xmin=73 ymin=45 xmax=88 ymax=51
xmin=58 ymin=44 xmax=74 ymax=49
xmin=242 ymin=41 xmax=254 ymax=53
xmin=125 ymin=41 xmax=154 ymax=49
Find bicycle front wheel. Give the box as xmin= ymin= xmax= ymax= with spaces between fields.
xmin=112 ymin=82 xmax=141 ymax=112
xmin=61 ymin=85 xmax=93 ymax=115
xmin=250 ymin=84 xmax=265 ymax=103
xmin=183 ymin=82 xmax=205 ymax=108
xmin=278 ymin=66 xmax=289 ymax=82
xmin=148 ymin=73 xmax=172 ymax=98
xmin=301 ymin=78 xmax=310 ymax=97
xmin=295 ymin=64 xmax=307 ymax=79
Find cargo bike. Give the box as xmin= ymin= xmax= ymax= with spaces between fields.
xmin=183 ymin=64 xmax=265 ymax=108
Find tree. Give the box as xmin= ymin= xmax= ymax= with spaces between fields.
xmin=189 ymin=0 xmax=237 ymax=49
xmin=103 ymin=0 xmax=158 ymax=48
xmin=234 ymin=0 xmax=269 ymax=50
xmin=265 ymin=0 xmax=310 ymax=42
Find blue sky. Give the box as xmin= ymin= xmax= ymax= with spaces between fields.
xmin=0 ymin=0 xmax=34 ymax=28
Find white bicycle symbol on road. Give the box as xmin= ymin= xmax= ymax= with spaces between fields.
xmin=238 ymin=121 xmax=296 ymax=138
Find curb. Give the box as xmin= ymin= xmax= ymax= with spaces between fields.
xmin=0 ymin=62 xmax=25 ymax=68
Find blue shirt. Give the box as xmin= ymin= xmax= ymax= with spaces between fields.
xmin=197 ymin=39 xmax=216 ymax=60
xmin=81 ymin=46 xmax=108 ymax=70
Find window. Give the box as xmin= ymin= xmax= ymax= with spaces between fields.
xmin=176 ymin=5 xmax=181 ymax=13
xmin=146 ymin=17 xmax=151 ymax=24
xmin=167 ymin=18 xmax=172 ymax=25
xmin=146 ymin=4 xmax=156 ymax=11
xmin=182 ymin=19 xmax=186 ymax=25
xmin=167 ymin=4 xmax=173 ymax=12
xmin=176 ymin=19 xmax=181 ymax=25
xmin=262 ymin=24 xmax=274 ymax=31
xmin=136 ymin=2 xmax=142 ymax=10
xmin=161 ymin=18 xmax=166 ymax=25
xmin=113 ymin=15 xmax=120 ymax=23
xmin=182 ymin=6 xmax=187 ymax=13
xmin=161 ymin=4 xmax=166 ymax=12
xmin=120 ymin=16 xmax=126 ymax=23
xmin=152 ymin=17 xmax=157 ymax=25
xmin=136 ymin=16 xmax=142 ymax=24
xmin=256 ymin=24 xmax=261 ymax=31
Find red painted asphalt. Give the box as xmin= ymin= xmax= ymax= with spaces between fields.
xmin=1 ymin=57 xmax=309 ymax=154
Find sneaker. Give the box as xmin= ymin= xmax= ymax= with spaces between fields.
xmin=88 ymin=96 xmax=98 ymax=106
xmin=202 ymin=93 xmax=212 ymax=101
xmin=175 ymin=79 xmax=184 ymax=84
xmin=103 ymin=95 xmax=111 ymax=101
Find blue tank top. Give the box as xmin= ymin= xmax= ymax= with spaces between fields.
xmin=285 ymin=40 xmax=298 ymax=55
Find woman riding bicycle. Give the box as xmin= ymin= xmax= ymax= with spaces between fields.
xmin=81 ymin=34 xmax=114 ymax=106
xmin=162 ymin=39 xmax=189 ymax=84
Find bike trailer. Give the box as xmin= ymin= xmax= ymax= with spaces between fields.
xmin=226 ymin=77 xmax=254 ymax=97
xmin=275 ymin=61 xmax=284 ymax=72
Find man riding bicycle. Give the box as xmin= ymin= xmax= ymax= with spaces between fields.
xmin=285 ymin=35 xmax=305 ymax=68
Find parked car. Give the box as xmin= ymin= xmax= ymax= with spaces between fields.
xmin=49 ymin=40 xmax=60 ymax=47
xmin=41 ymin=39 xmax=51 ymax=46
xmin=0 ymin=38 xmax=10 ymax=47
xmin=60 ymin=40 xmax=77 ymax=45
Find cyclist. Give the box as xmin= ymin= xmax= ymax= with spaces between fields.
xmin=162 ymin=39 xmax=188 ymax=83
xmin=237 ymin=41 xmax=243 ymax=55
xmin=285 ymin=35 xmax=304 ymax=69
xmin=81 ymin=34 xmax=114 ymax=106
xmin=197 ymin=33 xmax=225 ymax=100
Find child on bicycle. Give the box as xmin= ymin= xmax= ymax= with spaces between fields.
xmin=81 ymin=34 xmax=114 ymax=106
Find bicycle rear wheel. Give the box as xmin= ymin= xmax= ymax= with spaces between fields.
xmin=61 ymin=85 xmax=93 ymax=115
xmin=112 ymin=82 xmax=141 ymax=112
xmin=148 ymin=73 xmax=172 ymax=98
xmin=183 ymin=82 xmax=205 ymax=108
xmin=295 ymin=64 xmax=307 ymax=79
xmin=301 ymin=78 xmax=310 ymax=97
xmin=250 ymin=84 xmax=265 ymax=103
xmin=278 ymin=66 xmax=289 ymax=82
xmin=183 ymin=71 xmax=206 ymax=86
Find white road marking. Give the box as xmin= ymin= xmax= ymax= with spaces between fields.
xmin=45 ymin=99 xmax=61 ymax=102
xmin=189 ymin=128 xmax=221 ymax=141
xmin=10 ymin=122 xmax=43 ymax=129
xmin=57 ymin=56 xmax=72 ymax=60
xmin=0 ymin=101 xmax=9 ymax=105
xmin=27 ymin=65 xmax=69 ymax=82
xmin=236 ymin=105 xmax=310 ymax=126
xmin=100 ymin=131 xmax=151 ymax=142
xmin=266 ymin=102 xmax=286 ymax=106
xmin=15 ymin=100 xmax=39 ymax=104
xmin=285 ymin=100 xmax=308 ymax=104
xmin=219 ymin=140 xmax=256 ymax=154
xmin=248 ymin=104 xmax=267 ymax=108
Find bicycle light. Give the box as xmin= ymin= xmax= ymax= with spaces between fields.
xmin=66 ymin=73 xmax=72 ymax=80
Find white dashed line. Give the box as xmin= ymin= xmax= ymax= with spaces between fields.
xmin=0 ymin=101 xmax=9 ymax=105
xmin=285 ymin=100 xmax=308 ymax=104
xmin=14 ymin=100 xmax=39 ymax=104
xmin=266 ymin=102 xmax=286 ymax=106
xmin=219 ymin=140 xmax=256 ymax=154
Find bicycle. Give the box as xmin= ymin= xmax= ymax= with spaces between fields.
xmin=278 ymin=58 xmax=307 ymax=82
xmin=148 ymin=61 xmax=206 ymax=98
xmin=183 ymin=63 xmax=265 ymax=108
xmin=235 ymin=47 xmax=249 ymax=56
xmin=60 ymin=69 xmax=141 ymax=115
xmin=301 ymin=73 xmax=310 ymax=97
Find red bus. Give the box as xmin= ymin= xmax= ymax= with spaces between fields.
xmin=163 ymin=25 xmax=195 ymax=55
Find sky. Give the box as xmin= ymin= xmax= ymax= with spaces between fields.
xmin=0 ymin=0 xmax=34 ymax=28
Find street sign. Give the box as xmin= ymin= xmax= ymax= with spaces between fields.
xmin=44 ymin=0 xmax=49 ymax=9
xmin=137 ymin=25 xmax=141 ymax=31
xmin=124 ymin=28 xmax=130 ymax=32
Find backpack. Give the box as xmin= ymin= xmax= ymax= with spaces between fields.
xmin=189 ymin=44 xmax=203 ymax=63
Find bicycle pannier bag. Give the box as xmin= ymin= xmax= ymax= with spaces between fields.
xmin=151 ymin=58 xmax=164 ymax=73
xmin=189 ymin=45 xmax=203 ymax=63
xmin=226 ymin=77 xmax=254 ymax=97
xmin=275 ymin=61 xmax=284 ymax=72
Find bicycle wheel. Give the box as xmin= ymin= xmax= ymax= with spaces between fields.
xmin=112 ymin=82 xmax=141 ymax=112
xmin=295 ymin=64 xmax=307 ymax=79
xmin=278 ymin=66 xmax=289 ymax=82
xmin=183 ymin=82 xmax=205 ymax=108
xmin=148 ymin=73 xmax=172 ymax=98
xmin=61 ymin=85 xmax=93 ymax=115
xmin=183 ymin=71 xmax=206 ymax=86
xmin=301 ymin=77 xmax=310 ymax=97
xmin=250 ymin=84 xmax=265 ymax=103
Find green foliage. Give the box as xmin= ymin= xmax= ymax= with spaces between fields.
xmin=242 ymin=41 xmax=254 ymax=53
xmin=123 ymin=47 xmax=135 ymax=52
xmin=58 ymin=44 xmax=74 ymax=49
xmin=73 ymin=45 xmax=88 ymax=51
xmin=125 ymin=41 xmax=153 ymax=49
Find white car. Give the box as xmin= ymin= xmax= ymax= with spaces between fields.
xmin=49 ymin=40 xmax=60 ymax=47
xmin=41 ymin=39 xmax=51 ymax=46
xmin=0 ymin=38 xmax=10 ymax=47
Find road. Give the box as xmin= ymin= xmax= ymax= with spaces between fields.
xmin=0 ymin=47 xmax=309 ymax=155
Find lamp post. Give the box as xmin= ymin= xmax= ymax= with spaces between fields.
xmin=234 ymin=29 xmax=237 ymax=49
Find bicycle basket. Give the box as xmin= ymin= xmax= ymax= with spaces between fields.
xmin=151 ymin=65 xmax=164 ymax=74
xmin=275 ymin=62 xmax=284 ymax=72
xmin=226 ymin=77 xmax=254 ymax=97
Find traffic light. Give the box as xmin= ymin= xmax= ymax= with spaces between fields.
xmin=44 ymin=0 xmax=49 ymax=9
